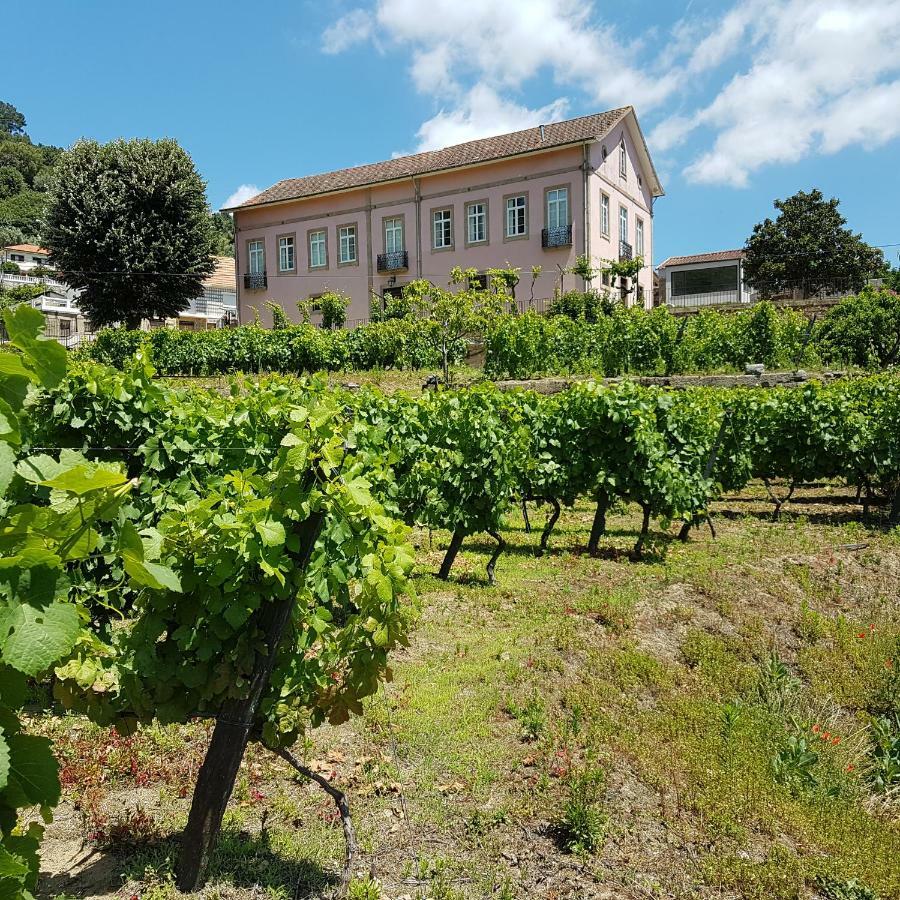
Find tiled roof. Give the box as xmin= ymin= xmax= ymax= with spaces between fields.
xmin=204 ymin=256 xmax=236 ymax=290
xmin=231 ymin=107 xmax=634 ymax=210
xmin=4 ymin=243 xmax=49 ymax=254
xmin=657 ymin=249 xmax=745 ymax=269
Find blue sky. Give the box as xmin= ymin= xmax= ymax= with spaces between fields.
xmin=4 ymin=0 xmax=900 ymax=266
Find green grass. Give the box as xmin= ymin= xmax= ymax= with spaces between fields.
xmin=37 ymin=487 xmax=900 ymax=899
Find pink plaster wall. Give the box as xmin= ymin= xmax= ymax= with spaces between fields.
xmin=234 ymin=121 xmax=658 ymax=326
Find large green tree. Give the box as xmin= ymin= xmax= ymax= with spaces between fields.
xmin=209 ymin=210 xmax=235 ymax=256
xmin=0 ymin=101 xmax=26 ymax=136
xmin=743 ymin=189 xmax=883 ymax=298
xmin=43 ymin=138 xmax=217 ymax=328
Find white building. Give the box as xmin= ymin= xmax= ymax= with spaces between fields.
xmin=173 ymin=257 xmax=238 ymax=330
xmin=1 ymin=243 xmax=52 ymax=272
xmin=656 ymin=250 xmax=757 ymax=308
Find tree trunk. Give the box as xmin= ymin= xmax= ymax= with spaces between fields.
xmin=538 ymin=497 xmax=561 ymax=557
xmin=438 ymin=528 xmax=465 ymax=580
xmin=588 ymin=493 xmax=608 ymax=555
xmin=631 ymin=504 xmax=652 ymax=560
xmin=176 ymin=512 xmax=325 ymax=892
xmin=485 ymin=529 xmax=506 ymax=586
xmin=521 ymin=498 xmax=532 ymax=534
xmin=891 ymin=487 xmax=900 ymax=526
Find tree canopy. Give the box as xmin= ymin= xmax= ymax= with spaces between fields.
xmin=743 ymin=189 xmax=883 ymax=299
xmin=0 ymin=101 xmax=26 ymax=136
xmin=0 ymin=101 xmax=64 ymax=244
xmin=209 ymin=211 xmax=235 ymax=256
xmin=43 ymin=138 xmax=217 ymax=328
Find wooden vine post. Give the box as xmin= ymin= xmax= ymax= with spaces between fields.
xmin=176 ymin=511 xmax=325 ymax=892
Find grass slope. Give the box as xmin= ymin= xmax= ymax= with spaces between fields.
xmin=35 ymin=486 xmax=900 ymax=900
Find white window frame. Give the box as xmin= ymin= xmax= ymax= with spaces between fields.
xmin=309 ymin=230 xmax=327 ymax=269
xmin=619 ymin=205 xmax=628 ymax=245
xmin=432 ymin=209 xmax=452 ymax=249
xmin=248 ymin=239 xmax=265 ymax=275
xmin=384 ymin=217 xmax=404 ymax=253
xmin=278 ymin=235 xmax=295 ymax=272
xmin=635 ymin=217 xmax=644 ymax=258
xmin=619 ymin=141 xmax=627 ymax=178
xmin=505 ymin=195 xmax=527 ymax=238
xmin=466 ymin=201 xmax=487 ymax=245
xmin=338 ymin=225 xmax=357 ymax=264
xmin=546 ymin=187 xmax=569 ymax=231
xmin=600 ymin=192 xmax=610 ymax=238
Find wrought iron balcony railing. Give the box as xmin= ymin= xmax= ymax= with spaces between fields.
xmin=244 ymin=272 xmax=267 ymax=290
xmin=377 ymin=250 xmax=408 ymax=272
xmin=542 ymin=225 xmax=572 ymax=249
xmin=619 ymin=241 xmax=633 ymax=261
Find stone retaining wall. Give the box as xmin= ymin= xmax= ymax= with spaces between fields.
xmin=495 ymin=370 xmax=845 ymax=394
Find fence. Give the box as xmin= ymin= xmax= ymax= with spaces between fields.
xmin=664 ymin=277 xmax=869 ymax=310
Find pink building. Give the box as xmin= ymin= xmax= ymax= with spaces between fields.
xmin=227 ymin=107 xmax=664 ymax=327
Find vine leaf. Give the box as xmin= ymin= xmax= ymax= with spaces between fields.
xmin=3 ymin=305 xmax=66 ymax=389
xmin=0 ymin=729 xmax=10 ymax=792
xmin=0 ymin=599 xmax=80 ymax=676
xmin=255 ymin=519 xmax=286 ymax=547
xmin=2 ymin=734 xmax=61 ymax=808
xmin=0 ymin=444 xmax=15 ymax=497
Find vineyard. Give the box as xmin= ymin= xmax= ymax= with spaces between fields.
xmin=2 ymin=311 xmax=899 ymax=899
xmin=74 ymin=286 xmax=900 ymax=379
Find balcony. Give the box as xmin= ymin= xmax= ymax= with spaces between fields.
xmin=542 ymin=225 xmax=572 ymax=249
xmin=619 ymin=241 xmax=633 ymax=261
xmin=377 ymin=250 xmax=408 ymax=272
xmin=244 ymin=272 xmax=267 ymax=290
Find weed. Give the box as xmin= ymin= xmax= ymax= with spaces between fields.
xmin=505 ymin=692 xmax=546 ymax=742
xmin=464 ymin=806 xmax=509 ymax=837
xmin=758 ymin=652 xmax=801 ymax=711
xmin=772 ymin=735 xmax=819 ymax=793
xmin=816 ymin=874 xmax=878 ymax=900
xmin=86 ymin=804 xmax=162 ymax=849
xmin=556 ymin=766 xmax=606 ymax=854
xmin=703 ymin=845 xmax=806 ymax=900
xmin=869 ymin=713 xmax=900 ymax=793
xmin=681 ymin=629 xmax=757 ymax=696
xmin=348 ymin=876 xmax=383 ymax=900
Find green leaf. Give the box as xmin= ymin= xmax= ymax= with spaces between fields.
xmin=3 ymin=733 xmax=60 ymax=808
xmin=0 ymin=668 xmax=28 ymax=710
xmin=0 ymin=445 xmax=14 ymax=497
xmin=41 ymin=465 xmax=127 ymax=496
xmin=122 ymin=557 xmax=182 ymax=593
xmin=3 ymin=306 xmax=66 ymax=389
xmin=0 ymin=600 xmax=80 ymax=676
xmin=0 ymin=845 xmax=29 ymax=881
xmin=345 ymin=477 xmax=373 ymax=507
xmin=0 ymin=730 xmax=9 ymax=793
xmin=2 ymin=306 xmax=42 ymax=346
xmin=255 ymin=519 xmax=286 ymax=548
xmin=117 ymin=520 xmax=144 ymax=559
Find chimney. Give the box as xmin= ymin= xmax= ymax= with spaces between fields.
xmin=540 ymin=124 xmax=545 ymax=142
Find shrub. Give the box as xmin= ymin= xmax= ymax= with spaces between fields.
xmin=319 ymin=289 xmax=349 ymax=329
xmin=817 ymin=287 xmax=900 ymax=368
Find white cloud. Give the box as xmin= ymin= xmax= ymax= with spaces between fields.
xmin=321 ymin=10 xmax=374 ymax=54
xmin=222 ymin=184 xmax=261 ymax=209
xmin=659 ymin=0 xmax=900 ymax=186
xmin=414 ymin=85 xmax=569 ymax=151
xmin=324 ymin=0 xmax=900 ymax=186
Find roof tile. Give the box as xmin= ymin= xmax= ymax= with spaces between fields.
xmin=657 ymin=249 xmax=745 ymax=269
xmin=232 ymin=108 xmax=632 ymax=209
